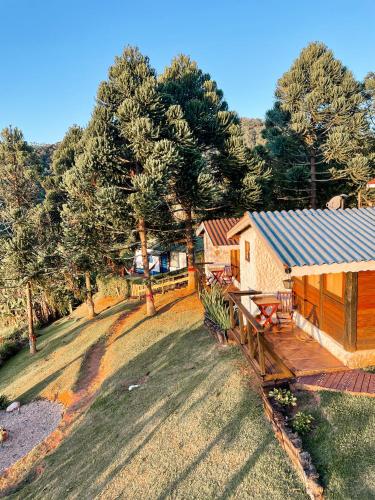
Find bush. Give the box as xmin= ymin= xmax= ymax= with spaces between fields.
xmin=0 ymin=394 xmax=11 ymax=410
xmin=0 ymin=328 xmax=28 ymax=367
xmin=200 ymin=285 xmax=231 ymax=330
xmin=363 ymin=365 xmax=375 ymax=374
xmin=291 ymin=411 xmax=314 ymax=434
xmin=269 ymin=388 xmax=297 ymax=407
xmin=96 ymin=276 xmax=131 ymax=298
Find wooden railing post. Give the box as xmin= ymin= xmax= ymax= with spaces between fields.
xmin=229 ymin=299 xmax=235 ymax=330
xmin=239 ymin=311 xmax=245 ymax=344
xmin=257 ymin=332 xmax=266 ymax=376
xmin=246 ymin=323 xmax=255 ymax=357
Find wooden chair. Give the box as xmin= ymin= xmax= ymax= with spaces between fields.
xmin=222 ymin=265 xmax=234 ymax=285
xmin=276 ymin=291 xmax=296 ymax=331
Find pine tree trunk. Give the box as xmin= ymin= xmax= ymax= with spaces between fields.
xmin=185 ymin=209 xmax=197 ymax=290
xmin=25 ymin=281 xmax=37 ymax=355
xmin=138 ymin=217 xmax=156 ymax=316
xmin=85 ymin=271 xmax=96 ymax=319
xmin=310 ymin=154 xmax=317 ymax=209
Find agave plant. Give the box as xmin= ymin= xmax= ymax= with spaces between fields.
xmin=200 ymin=285 xmax=231 ymax=330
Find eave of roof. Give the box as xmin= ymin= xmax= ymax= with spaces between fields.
xmin=247 ymin=207 xmax=375 ymax=269
xmin=196 ymin=217 xmax=240 ymax=247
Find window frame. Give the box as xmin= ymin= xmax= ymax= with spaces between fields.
xmin=323 ymin=273 xmax=345 ymax=303
xmin=244 ymin=241 xmax=250 ymax=262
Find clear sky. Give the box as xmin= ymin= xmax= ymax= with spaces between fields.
xmin=1 ymin=0 xmax=374 ymax=144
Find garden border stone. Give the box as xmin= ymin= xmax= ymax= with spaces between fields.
xmin=261 ymin=388 xmax=324 ymax=500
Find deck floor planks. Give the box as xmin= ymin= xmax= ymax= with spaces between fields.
xmin=230 ymin=323 xmax=375 ymax=394
xmin=264 ymin=326 xmax=346 ymax=376
xmin=296 ymin=369 xmax=375 ymax=396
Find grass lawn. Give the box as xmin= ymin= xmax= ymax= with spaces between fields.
xmin=298 ymin=390 xmax=375 ymax=499
xmin=0 ymin=295 xmax=135 ymax=403
xmin=3 ymin=289 xmax=306 ymax=499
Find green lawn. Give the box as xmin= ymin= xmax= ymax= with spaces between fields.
xmin=5 ymin=290 xmax=306 ymax=499
xmin=298 ymin=390 xmax=375 ymax=499
xmin=0 ymin=297 xmax=138 ymax=403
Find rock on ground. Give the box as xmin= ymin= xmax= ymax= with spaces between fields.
xmin=0 ymin=400 xmax=62 ymax=475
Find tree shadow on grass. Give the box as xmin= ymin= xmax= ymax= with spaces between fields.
xmin=0 ymin=300 xmax=141 ymax=396
xmin=12 ymin=318 xmax=304 ymax=500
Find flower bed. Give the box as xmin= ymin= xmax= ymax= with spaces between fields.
xmin=262 ymin=385 xmax=323 ymax=500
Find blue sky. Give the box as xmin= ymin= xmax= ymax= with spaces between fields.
xmin=1 ymin=0 xmax=374 ymax=144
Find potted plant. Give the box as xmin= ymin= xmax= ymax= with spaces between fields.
xmin=200 ymin=285 xmax=231 ymax=343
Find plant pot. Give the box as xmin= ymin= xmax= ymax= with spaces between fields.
xmin=216 ymin=330 xmax=228 ymax=344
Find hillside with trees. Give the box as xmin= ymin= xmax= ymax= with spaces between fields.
xmin=0 ymin=41 xmax=374 ymax=343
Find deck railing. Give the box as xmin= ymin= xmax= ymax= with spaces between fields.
xmin=227 ymin=291 xmax=294 ymax=382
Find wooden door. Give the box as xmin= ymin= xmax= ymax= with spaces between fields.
xmin=230 ymin=249 xmax=240 ymax=283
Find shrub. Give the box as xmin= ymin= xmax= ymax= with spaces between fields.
xmin=96 ymin=275 xmax=131 ymax=298
xmin=269 ymin=388 xmax=297 ymax=407
xmin=200 ymin=285 xmax=231 ymax=330
xmin=0 ymin=394 xmax=11 ymax=410
xmin=0 ymin=327 xmax=28 ymax=367
xmin=363 ymin=365 xmax=375 ymax=374
xmin=291 ymin=411 xmax=314 ymax=434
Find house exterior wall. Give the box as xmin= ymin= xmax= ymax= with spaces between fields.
xmin=294 ymin=311 xmax=375 ymax=368
xmin=239 ymin=227 xmax=286 ymax=293
xmin=293 ymin=271 xmax=375 ymax=367
xmin=238 ymin=226 xmax=286 ymax=314
xmin=357 ymin=270 xmax=375 ymax=349
xmin=202 ymin=232 xmax=237 ymax=274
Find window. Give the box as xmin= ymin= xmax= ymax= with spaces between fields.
xmin=324 ymin=273 xmax=344 ymax=299
xmin=245 ymin=241 xmax=250 ymax=262
xmin=307 ymin=275 xmax=320 ymax=289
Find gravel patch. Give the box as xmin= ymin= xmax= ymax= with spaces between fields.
xmin=0 ymin=400 xmax=62 ymax=475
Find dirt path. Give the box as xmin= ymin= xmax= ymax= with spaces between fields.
xmin=0 ymin=300 xmax=144 ymax=494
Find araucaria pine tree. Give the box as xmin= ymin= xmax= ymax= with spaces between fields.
xmin=97 ymin=47 xmax=179 ymax=315
xmin=160 ymin=55 xmax=265 ymax=287
xmin=0 ymin=127 xmax=45 ymax=354
xmin=276 ymin=42 xmax=372 ymax=208
xmin=63 ymin=47 xmax=178 ymax=316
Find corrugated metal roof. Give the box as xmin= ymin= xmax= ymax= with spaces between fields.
xmin=203 ymin=218 xmax=240 ymax=247
xmin=247 ymin=207 xmax=375 ymax=268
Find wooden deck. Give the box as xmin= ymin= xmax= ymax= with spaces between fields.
xmin=264 ymin=326 xmax=347 ymax=377
xmin=294 ymin=370 xmax=375 ymax=396
xmin=226 ymin=290 xmax=348 ymax=384
xmin=230 ymin=323 xmax=347 ymax=383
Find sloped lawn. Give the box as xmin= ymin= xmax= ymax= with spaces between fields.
xmin=298 ymin=390 xmax=375 ymax=499
xmin=4 ymin=290 xmax=306 ymax=499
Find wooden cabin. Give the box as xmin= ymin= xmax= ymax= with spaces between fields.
xmin=228 ymin=207 xmax=375 ymax=370
xmin=196 ymin=218 xmax=240 ymax=283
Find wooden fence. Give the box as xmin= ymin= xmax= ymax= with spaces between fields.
xmin=131 ymin=271 xmax=189 ymax=299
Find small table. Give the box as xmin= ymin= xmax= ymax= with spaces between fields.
xmin=253 ymin=295 xmax=281 ymax=329
xmin=210 ymin=269 xmax=224 ymax=285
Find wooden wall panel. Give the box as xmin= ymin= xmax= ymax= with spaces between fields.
xmin=305 ymin=281 xmax=321 ymax=326
xmin=293 ymin=274 xmax=346 ymax=346
xmin=357 ymin=271 xmax=375 ymax=349
xmin=293 ymin=277 xmax=304 ymax=313
xmin=321 ymin=295 xmax=345 ymax=343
